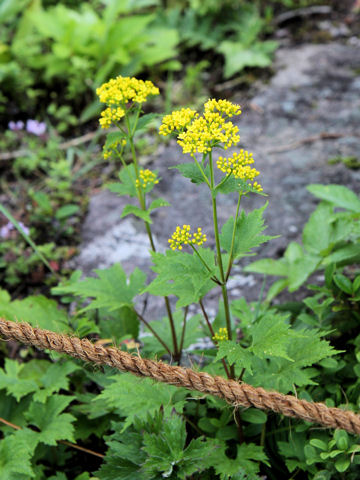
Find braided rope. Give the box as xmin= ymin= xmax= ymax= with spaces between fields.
xmin=1 ymin=318 xmax=359 ymax=435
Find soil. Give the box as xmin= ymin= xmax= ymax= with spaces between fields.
xmin=74 ymin=19 xmax=360 ymax=321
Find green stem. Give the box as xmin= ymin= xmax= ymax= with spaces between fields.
xmin=135 ymin=309 xmax=172 ymax=356
xmin=199 ymin=299 xmax=231 ymax=379
xmin=178 ymin=306 xmax=188 ymax=361
xmin=124 ymin=112 xmax=178 ymax=359
xmin=225 ymin=192 xmax=242 ymax=281
xmin=209 ymin=152 xmax=232 ymax=344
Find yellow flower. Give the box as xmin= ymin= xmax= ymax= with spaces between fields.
xmin=212 ymin=327 xmax=229 ymax=342
xmin=217 ymin=150 xmax=262 ymax=191
xmin=135 ymin=169 xmax=159 ymax=189
xmin=103 ymin=138 xmax=126 ymax=159
xmin=177 ymin=112 xmax=240 ymax=154
xmin=99 ymin=106 xmax=125 ymax=129
xmin=159 ymin=108 xmax=198 ymax=136
xmin=204 ymin=99 xmax=241 ymax=117
xmin=96 ymin=76 xmax=159 ymax=106
xmin=168 ymin=225 xmax=207 ymax=251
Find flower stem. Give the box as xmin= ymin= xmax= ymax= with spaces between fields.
xmin=225 ymin=191 xmax=242 ymax=280
xmin=124 ymin=112 xmax=178 ymax=360
xmin=209 ymin=151 xmax=233 ymax=343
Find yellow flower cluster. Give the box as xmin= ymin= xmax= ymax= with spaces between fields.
xmin=217 ymin=150 xmax=262 ymax=191
xmin=177 ymin=112 xmax=240 ymax=154
xmin=96 ymin=76 xmax=159 ymax=106
xmin=204 ymin=99 xmax=241 ymax=117
xmin=103 ymin=138 xmax=127 ymax=160
xmin=168 ymin=225 xmax=207 ymax=251
xmin=99 ymin=107 xmax=125 ymax=129
xmin=213 ymin=327 xmax=229 ymax=342
xmin=159 ymin=99 xmax=241 ymax=154
xmin=135 ymin=169 xmax=159 ymax=189
xmin=159 ymin=108 xmax=198 ymax=136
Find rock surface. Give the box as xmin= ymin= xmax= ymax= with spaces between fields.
xmin=74 ymin=43 xmax=360 ymax=319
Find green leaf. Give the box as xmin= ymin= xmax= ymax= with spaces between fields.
xmin=241 ymin=408 xmax=267 ymax=424
xmin=218 ymin=40 xmax=277 ymax=78
xmin=104 ymin=131 xmax=126 ymax=149
xmin=307 ymin=184 xmax=360 ymax=213
xmin=250 ymin=313 xmax=300 ymax=361
xmin=244 ymin=258 xmax=288 ymax=277
xmin=216 ymin=341 xmax=254 ymax=374
xmin=0 ymin=428 xmax=39 ymax=479
xmin=302 ymin=203 xmax=354 ymax=255
xmin=121 ymin=204 xmax=152 ymax=223
xmin=55 ymin=204 xmax=79 ymax=220
xmin=98 ymin=373 xmax=186 ymax=431
xmin=134 ymin=113 xmax=161 ymax=132
xmin=148 ymin=197 xmax=170 ymax=212
xmin=98 ymin=306 xmax=139 ymax=340
xmin=142 ymin=412 xmax=215 ymax=479
xmin=145 ymin=248 xmax=217 ymax=308
xmin=171 ymin=162 xmax=209 ymax=184
xmin=335 ymin=456 xmax=350 ymax=472
xmin=33 ymin=361 xmax=79 ymax=403
xmin=287 ymin=254 xmax=321 ymax=291
xmin=333 ymin=273 xmax=353 ymax=295
xmin=245 ymin=330 xmax=339 ymax=393
xmin=0 ymin=291 xmax=71 ymax=333
xmin=106 ymin=165 xmax=137 ymax=198
xmin=96 ymin=424 xmax=145 ymax=480
xmin=324 ymin=244 xmax=360 ymax=265
xmin=220 ymin=203 xmax=276 ymax=260
xmin=52 ymin=264 xmax=146 ymax=313
xmin=0 ymin=359 xmax=38 ymax=401
xmin=25 ymin=395 xmax=76 ymax=445
xmin=210 ymin=442 xmax=269 ymax=478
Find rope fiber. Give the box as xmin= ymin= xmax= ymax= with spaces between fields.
xmin=0 ymin=318 xmax=359 ymax=435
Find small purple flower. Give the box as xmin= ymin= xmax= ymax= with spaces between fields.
xmin=0 ymin=222 xmax=14 ymax=239
xmin=0 ymin=221 xmax=29 ymax=238
xmin=18 ymin=222 xmax=30 ymax=236
xmin=26 ymin=119 xmax=47 ymax=136
xmin=8 ymin=120 xmax=24 ymax=131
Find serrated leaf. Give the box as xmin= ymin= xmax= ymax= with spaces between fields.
xmin=0 ymin=428 xmax=39 ymax=479
xmin=245 ymin=330 xmax=339 ymax=393
xmin=220 ymin=203 xmax=276 ymax=260
xmin=148 ymin=197 xmax=170 ymax=212
xmin=25 ymin=395 xmax=76 ymax=445
xmin=142 ymin=412 xmax=216 ymax=479
xmin=96 ymin=423 xmax=145 ymax=480
xmin=106 ymin=165 xmax=137 ymax=198
xmin=0 ymin=359 xmax=38 ymax=401
xmin=307 ymin=184 xmax=360 ymax=213
xmin=145 ymin=248 xmax=217 ymax=308
xmin=216 ymin=341 xmax=254 ymax=374
xmin=211 ymin=442 xmax=269 ymax=478
xmin=97 ymin=373 xmax=186 ymax=431
xmin=249 ymin=313 xmax=300 ymax=361
xmin=0 ymin=291 xmax=71 ymax=333
xmin=33 ymin=361 xmax=79 ymax=403
xmin=121 ymin=204 xmax=152 ymax=223
xmin=53 ymin=264 xmax=146 ymax=313
xmin=288 ymin=254 xmax=321 ymax=291
xmin=215 ymin=176 xmax=254 ymax=195
xmin=171 ymin=162 xmax=209 ymax=184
